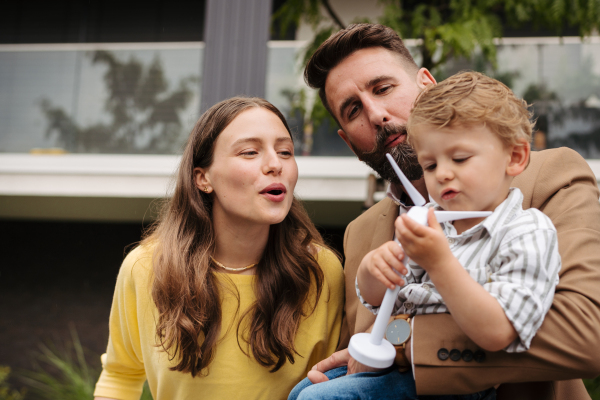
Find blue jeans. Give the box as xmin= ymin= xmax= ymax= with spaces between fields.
xmin=288 ymin=366 xmax=496 ymax=400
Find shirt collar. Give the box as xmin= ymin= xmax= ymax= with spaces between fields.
xmin=386 ymin=182 xmax=414 ymax=208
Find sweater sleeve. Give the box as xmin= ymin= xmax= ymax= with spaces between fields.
xmin=94 ymin=247 xmax=149 ymax=400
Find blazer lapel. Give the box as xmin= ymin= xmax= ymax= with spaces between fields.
xmin=355 ymin=198 xmax=399 ymax=333
xmin=370 ymin=198 xmax=399 ymax=251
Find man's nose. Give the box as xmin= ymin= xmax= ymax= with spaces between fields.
xmin=364 ymin=98 xmax=390 ymax=130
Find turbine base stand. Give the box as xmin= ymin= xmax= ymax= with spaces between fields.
xmin=348 ymin=332 xmax=396 ymax=369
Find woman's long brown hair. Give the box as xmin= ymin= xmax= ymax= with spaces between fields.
xmin=141 ymin=97 xmax=327 ymax=377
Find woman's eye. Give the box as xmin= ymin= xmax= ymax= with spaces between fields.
xmin=278 ymin=150 xmax=293 ymax=157
xmin=240 ymin=150 xmax=258 ymax=156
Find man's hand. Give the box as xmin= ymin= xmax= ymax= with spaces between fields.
xmin=307 ymin=349 xmax=383 ymax=383
xmin=395 ymin=208 xmax=453 ymax=273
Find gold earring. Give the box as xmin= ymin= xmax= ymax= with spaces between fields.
xmin=204 ymin=187 xmax=209 ymax=193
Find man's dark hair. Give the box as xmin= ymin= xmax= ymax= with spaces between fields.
xmin=304 ymin=23 xmax=419 ymax=123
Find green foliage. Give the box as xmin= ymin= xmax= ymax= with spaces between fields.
xmin=273 ymin=0 xmax=325 ymax=39
xmin=140 ymin=381 xmax=154 ymax=400
xmin=380 ymin=0 xmax=502 ymax=70
xmin=585 ymin=377 xmax=600 ymax=400
xmin=274 ymin=0 xmax=600 ymax=133
xmin=380 ymin=0 xmax=600 ymax=72
xmin=19 ymin=329 xmax=99 ymax=400
xmin=41 ymin=50 xmax=197 ymax=154
xmin=16 ymin=328 xmax=154 ymax=400
xmin=0 ymin=367 xmax=26 ymax=400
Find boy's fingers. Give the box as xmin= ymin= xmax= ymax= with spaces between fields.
xmin=372 ymin=254 xmax=404 ymax=288
xmin=370 ymin=265 xmax=396 ymax=289
xmin=386 ymin=241 xmax=406 ymax=263
xmin=395 ymin=216 xmax=415 ymax=241
xmin=378 ymin=258 xmax=405 ymax=287
xmin=401 ymin=214 xmax=429 ymax=236
xmin=427 ymin=208 xmax=444 ymax=232
xmin=383 ymin=244 xmax=408 ymax=275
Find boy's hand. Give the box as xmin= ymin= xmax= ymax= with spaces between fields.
xmin=359 ymin=241 xmax=408 ymax=290
xmin=395 ymin=208 xmax=453 ymax=273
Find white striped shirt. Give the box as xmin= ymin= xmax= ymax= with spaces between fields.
xmin=357 ymin=188 xmax=561 ymax=352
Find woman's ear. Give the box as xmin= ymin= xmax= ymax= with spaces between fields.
xmin=506 ymin=139 xmax=531 ymax=177
xmin=194 ymin=167 xmax=212 ymax=193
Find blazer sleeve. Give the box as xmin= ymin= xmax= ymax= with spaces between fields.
xmin=411 ymin=148 xmax=600 ymax=395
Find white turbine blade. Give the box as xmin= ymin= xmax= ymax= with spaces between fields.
xmin=385 ymin=153 xmax=426 ymax=206
xmin=433 ymin=211 xmax=492 ymax=224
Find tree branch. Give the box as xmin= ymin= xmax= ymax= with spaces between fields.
xmin=320 ymin=0 xmax=345 ymax=29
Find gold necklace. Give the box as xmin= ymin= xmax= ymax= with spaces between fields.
xmin=210 ymin=256 xmax=257 ymax=272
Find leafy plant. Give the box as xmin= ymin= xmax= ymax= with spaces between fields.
xmin=19 ymin=328 xmax=99 ymax=400
xmin=0 ymin=366 xmax=26 ymax=400
xmin=18 ymin=327 xmax=154 ymax=400
xmin=273 ymin=0 xmax=600 ymax=133
xmin=585 ymin=377 xmax=600 ymax=400
xmin=140 ymin=381 xmax=154 ymax=400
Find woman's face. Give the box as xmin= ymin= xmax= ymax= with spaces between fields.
xmin=196 ymin=107 xmax=298 ymax=228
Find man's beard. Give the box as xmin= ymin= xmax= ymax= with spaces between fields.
xmin=350 ymin=124 xmax=423 ymax=184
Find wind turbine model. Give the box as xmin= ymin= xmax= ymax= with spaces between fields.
xmin=347 ymin=153 xmax=493 ymax=369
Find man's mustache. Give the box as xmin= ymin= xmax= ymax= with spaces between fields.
xmin=364 ymin=124 xmax=408 ymax=156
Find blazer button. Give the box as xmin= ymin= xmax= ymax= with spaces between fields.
xmin=474 ymin=350 xmax=486 ymax=363
xmin=449 ymin=349 xmax=462 ymax=361
xmin=461 ymin=349 xmax=474 ymax=362
xmin=437 ymin=348 xmax=449 ymax=361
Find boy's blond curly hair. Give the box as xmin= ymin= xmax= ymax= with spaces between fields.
xmin=407 ymin=71 xmax=534 ymax=147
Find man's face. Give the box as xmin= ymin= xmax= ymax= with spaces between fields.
xmin=324 ymin=47 xmax=435 ymax=182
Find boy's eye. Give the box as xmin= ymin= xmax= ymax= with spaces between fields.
xmin=453 ymin=157 xmax=470 ymax=163
xmin=241 ymin=150 xmax=258 ymax=156
xmin=424 ymin=163 xmax=436 ymax=171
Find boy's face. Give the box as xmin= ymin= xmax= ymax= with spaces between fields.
xmin=412 ymin=123 xmax=514 ymax=213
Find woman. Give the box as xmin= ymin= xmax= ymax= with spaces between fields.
xmin=94 ymin=97 xmax=344 ymax=400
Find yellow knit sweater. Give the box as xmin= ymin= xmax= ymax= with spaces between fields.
xmin=94 ymin=245 xmax=344 ymax=400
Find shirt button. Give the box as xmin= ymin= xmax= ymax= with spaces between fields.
xmin=448 ymin=238 xmax=455 ymax=245
xmin=404 ymin=302 xmax=414 ymax=310
xmin=422 ymin=283 xmax=431 ymax=291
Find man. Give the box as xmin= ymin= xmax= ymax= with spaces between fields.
xmin=303 ymin=23 xmax=600 ymax=399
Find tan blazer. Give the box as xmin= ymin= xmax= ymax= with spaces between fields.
xmin=340 ymin=148 xmax=600 ymax=399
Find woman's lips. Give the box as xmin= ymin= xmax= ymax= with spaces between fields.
xmin=260 ymin=184 xmax=287 ymax=202
xmin=385 ymin=133 xmax=406 ymax=148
